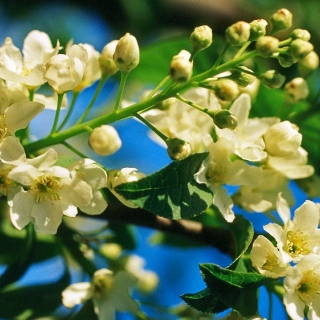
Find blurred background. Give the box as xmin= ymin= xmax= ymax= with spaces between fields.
xmin=0 ymin=0 xmax=319 ymax=319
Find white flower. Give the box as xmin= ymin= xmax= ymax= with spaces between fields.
xmin=195 ymin=136 xmax=263 ymax=222
xmin=264 ymin=194 xmax=320 ymax=263
xmin=143 ymin=87 xmax=219 ymax=152
xmin=233 ymin=168 xmax=293 ymax=213
xmin=0 ymin=30 xmax=60 ymax=88
xmin=250 ymin=235 xmax=287 ymax=278
xmin=45 ymin=44 xmax=88 ymax=93
xmin=68 ymin=158 xmax=108 ymax=215
xmin=108 ymin=168 xmax=146 ymax=208
xmin=7 ymin=148 xmax=93 ymax=234
xmin=73 ymin=43 xmax=101 ymax=92
xmin=285 ymin=77 xmax=309 ymax=103
xmin=0 ymin=101 xmax=44 ymax=164
xmin=284 ymin=254 xmax=320 ymax=320
xmin=62 ymin=269 xmax=139 ymax=320
xmin=216 ymin=94 xmax=279 ymax=162
xmin=263 ymin=121 xmax=302 ymax=157
xmin=34 ymin=91 xmax=68 ymax=110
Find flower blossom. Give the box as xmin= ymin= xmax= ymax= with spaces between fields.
xmin=62 ymin=268 xmax=139 ymax=320
xmin=195 ymin=135 xmax=263 ymax=222
xmin=264 ymin=194 xmax=320 ymax=263
xmin=7 ymin=148 xmax=93 ymax=234
xmin=0 ymin=30 xmax=60 ymax=89
xmin=45 ymin=44 xmax=88 ymax=93
xmin=284 ymin=254 xmax=320 ymax=320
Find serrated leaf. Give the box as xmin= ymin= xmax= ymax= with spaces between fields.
xmin=181 ymin=263 xmax=270 ymax=317
xmin=115 ymin=153 xmax=213 ymax=219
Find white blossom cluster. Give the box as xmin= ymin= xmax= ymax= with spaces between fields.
xmin=143 ymin=89 xmax=314 ymax=222
xmin=251 ymin=194 xmax=320 ymax=320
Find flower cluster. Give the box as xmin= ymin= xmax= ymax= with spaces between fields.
xmin=250 ymin=194 xmax=320 ymax=319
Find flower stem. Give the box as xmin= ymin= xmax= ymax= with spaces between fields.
xmin=234 ymin=41 xmax=251 ymax=59
xmin=114 ymin=71 xmax=129 ymax=113
xmin=76 ymin=74 xmax=109 ymax=124
xmin=57 ymin=91 xmax=79 ymax=131
xmin=50 ymin=93 xmax=65 ymax=135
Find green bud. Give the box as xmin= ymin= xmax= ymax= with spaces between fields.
xmin=229 ymin=67 xmax=256 ymax=87
xmin=291 ymin=29 xmax=311 ymax=41
xmin=190 ymin=25 xmax=213 ymax=53
xmin=256 ymin=36 xmax=279 ymax=57
xmin=260 ymin=70 xmax=286 ymax=88
xmin=249 ymin=19 xmax=268 ymax=41
xmin=270 ymin=8 xmax=292 ymax=34
xmin=211 ymin=110 xmax=238 ymax=130
xmin=169 ymin=50 xmax=193 ymax=83
xmin=298 ymin=51 xmax=319 ymax=77
xmin=290 ymin=39 xmax=314 ymax=61
xmin=166 ymin=138 xmax=192 ymax=161
xmin=226 ymin=21 xmax=251 ymax=46
xmin=212 ymin=78 xmax=240 ymax=101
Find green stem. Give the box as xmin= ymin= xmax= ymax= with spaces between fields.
xmin=175 ymin=93 xmax=208 ymax=113
xmin=57 ymin=91 xmax=79 ymax=131
xmin=61 ymin=141 xmax=90 ymax=159
xmin=114 ymin=71 xmax=129 ymax=113
xmin=135 ymin=113 xmax=169 ymax=143
xmin=145 ymin=75 xmax=170 ymax=98
xmin=28 ymin=89 xmax=35 ymax=101
xmin=76 ymin=74 xmax=108 ymax=124
xmin=50 ymin=93 xmax=65 ymax=135
xmin=24 ymin=49 xmax=258 ymax=154
xmin=234 ymin=41 xmax=251 ymax=59
xmin=213 ymin=42 xmax=230 ymax=67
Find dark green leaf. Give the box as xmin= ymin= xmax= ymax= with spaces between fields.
xmin=115 ymin=153 xmax=213 ymax=219
xmin=181 ymin=263 xmax=270 ymax=317
xmin=108 ymin=222 xmax=136 ymax=250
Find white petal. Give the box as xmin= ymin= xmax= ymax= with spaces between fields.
xmin=27 ymin=148 xmax=58 ymax=169
xmin=0 ymin=136 xmax=26 ymax=164
xmin=62 ymin=282 xmax=92 ymax=308
xmin=5 ymin=101 xmax=44 ymax=134
xmin=31 ymin=201 xmax=63 ymax=234
xmin=10 ymin=191 xmax=34 ymax=230
xmin=80 ymin=190 xmax=108 ymax=215
xmin=276 ymin=193 xmax=291 ymax=224
xmin=212 ymin=186 xmax=235 ymax=222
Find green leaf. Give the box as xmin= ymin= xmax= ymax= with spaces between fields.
xmin=115 ymin=153 xmax=213 ymax=219
xmin=181 ymin=263 xmax=270 ymax=317
xmin=227 ymin=215 xmax=254 ymax=270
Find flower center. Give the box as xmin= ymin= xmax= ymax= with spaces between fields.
xmin=30 ymin=175 xmax=62 ymax=203
xmin=205 ymin=163 xmax=224 ymax=185
xmin=284 ymin=229 xmax=311 ymax=258
xmin=297 ymin=270 xmax=320 ymax=303
xmin=0 ymin=169 xmax=14 ymax=196
xmin=0 ymin=115 xmax=8 ymax=141
xmin=261 ymin=251 xmax=279 ymax=271
xmin=92 ymin=273 xmax=114 ymax=299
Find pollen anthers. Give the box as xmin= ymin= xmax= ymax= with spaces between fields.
xmin=92 ymin=271 xmax=114 ymax=299
xmin=30 ymin=175 xmax=62 ymax=203
xmin=205 ymin=163 xmax=224 ymax=184
xmin=0 ymin=168 xmax=14 ymax=195
xmin=297 ymin=269 xmax=320 ymax=302
xmin=0 ymin=115 xmax=8 ymax=141
xmin=284 ymin=229 xmax=311 ymax=258
xmin=261 ymin=251 xmax=279 ymax=271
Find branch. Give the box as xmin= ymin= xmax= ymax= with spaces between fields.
xmin=96 ymin=203 xmax=235 ymax=256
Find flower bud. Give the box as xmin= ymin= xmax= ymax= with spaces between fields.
xmin=99 ymin=40 xmax=119 ymax=76
xmin=277 ymin=52 xmax=297 ymax=68
xmin=289 ymin=39 xmax=314 ymax=61
xmin=285 ymin=77 xmax=309 ymax=103
xmin=249 ymin=19 xmax=268 ymax=41
xmin=225 ymin=21 xmax=251 ymax=46
xmin=166 ymin=138 xmax=192 ymax=161
xmin=256 ymin=36 xmax=279 ymax=58
xmin=89 ymin=125 xmax=122 ymax=156
xmin=211 ymin=110 xmax=238 ymax=130
xmin=169 ymin=50 xmax=193 ymax=83
xmin=298 ymin=51 xmax=319 ymax=77
xmin=263 ymin=121 xmax=302 ymax=157
xmin=113 ymin=33 xmax=140 ymax=72
xmin=270 ymin=8 xmax=292 ymax=34
xmin=190 ymin=25 xmax=213 ymax=53
xmin=260 ymin=70 xmax=286 ymax=88
xmin=291 ymin=29 xmax=311 ymax=41
xmin=229 ymin=67 xmax=255 ymax=87
xmin=212 ymin=78 xmax=240 ymax=101
xmin=99 ymin=243 xmax=122 ymax=260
